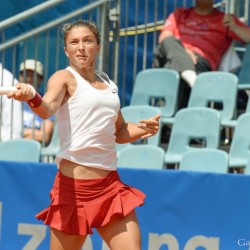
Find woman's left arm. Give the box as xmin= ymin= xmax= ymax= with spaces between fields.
xmin=115 ymin=110 xmax=161 ymax=144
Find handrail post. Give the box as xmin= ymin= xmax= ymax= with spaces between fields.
xmin=0 ymin=0 xmax=110 ymax=52
xmin=0 ymin=0 xmax=66 ymax=32
xmin=97 ymin=1 xmax=110 ymax=73
xmin=110 ymin=0 xmax=120 ymax=83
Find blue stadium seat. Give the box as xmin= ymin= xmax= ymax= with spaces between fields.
xmin=164 ymin=107 xmax=221 ymax=167
xmin=118 ymin=145 xmax=165 ymax=169
xmin=179 ymin=148 xmax=229 ymax=173
xmin=130 ymin=68 xmax=180 ymax=119
xmin=0 ymin=139 xmax=41 ymax=162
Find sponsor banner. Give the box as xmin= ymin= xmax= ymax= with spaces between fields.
xmin=0 ymin=161 xmax=249 ymax=250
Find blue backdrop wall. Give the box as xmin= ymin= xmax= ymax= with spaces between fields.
xmin=0 ymin=161 xmax=250 ymax=250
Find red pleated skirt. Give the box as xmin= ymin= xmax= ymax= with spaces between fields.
xmin=36 ymin=170 xmax=145 ymax=235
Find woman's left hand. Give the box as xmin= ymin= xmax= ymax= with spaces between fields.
xmin=137 ymin=114 xmax=161 ymax=138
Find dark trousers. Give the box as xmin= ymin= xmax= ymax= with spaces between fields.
xmin=153 ymin=37 xmax=212 ymax=109
xmin=153 ymin=36 xmax=212 ymax=73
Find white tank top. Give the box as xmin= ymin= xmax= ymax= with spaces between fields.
xmin=56 ymin=66 xmax=120 ymax=170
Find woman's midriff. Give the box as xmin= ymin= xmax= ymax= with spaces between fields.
xmin=58 ymin=158 xmax=112 ymax=179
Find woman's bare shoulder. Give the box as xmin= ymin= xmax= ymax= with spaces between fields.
xmin=47 ymin=69 xmax=75 ymax=87
xmin=50 ymin=69 xmax=74 ymax=80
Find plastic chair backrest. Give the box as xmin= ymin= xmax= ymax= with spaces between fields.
xmin=220 ymin=89 xmax=250 ymax=128
xmin=117 ymin=145 xmax=165 ymax=169
xmin=165 ymin=107 xmax=221 ymax=165
xmin=238 ymin=43 xmax=250 ymax=86
xmin=130 ymin=68 xmax=180 ymax=117
xmin=116 ymin=105 xmax=162 ymax=156
xmin=229 ymin=113 xmax=250 ymax=168
xmin=0 ymin=139 xmax=41 ymax=162
xmin=188 ymin=71 xmax=238 ymax=122
xmin=179 ymin=148 xmax=229 ymax=173
xmin=120 ymin=105 xmax=162 ymax=146
xmin=244 ymin=158 xmax=250 ymax=174
xmin=246 ymin=96 xmax=250 ymax=113
xmin=40 ymin=121 xmax=60 ymax=158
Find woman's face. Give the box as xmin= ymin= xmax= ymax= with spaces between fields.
xmin=64 ymin=26 xmax=100 ymax=69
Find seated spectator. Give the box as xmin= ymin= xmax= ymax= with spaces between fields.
xmin=0 ymin=63 xmax=22 ymax=141
xmin=19 ymin=59 xmax=55 ymax=145
xmin=153 ymin=0 xmax=250 ymax=88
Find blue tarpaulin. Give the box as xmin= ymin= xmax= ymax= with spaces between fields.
xmin=0 ymin=161 xmax=249 ymax=250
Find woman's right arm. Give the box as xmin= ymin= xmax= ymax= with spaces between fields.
xmin=9 ymin=70 xmax=71 ymax=119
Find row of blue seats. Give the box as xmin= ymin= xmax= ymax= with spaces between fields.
xmin=130 ymin=43 xmax=250 ymax=126
xmin=118 ymin=145 xmax=228 ymax=173
xmin=117 ymin=105 xmax=250 ymax=173
xmin=1 ymin=107 xmax=249 ymax=174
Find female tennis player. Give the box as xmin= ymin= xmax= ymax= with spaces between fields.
xmin=8 ymin=20 xmax=160 ymax=250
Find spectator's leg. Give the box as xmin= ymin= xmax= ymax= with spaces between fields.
xmin=195 ymin=53 xmax=212 ymax=74
xmin=178 ymin=78 xmax=191 ymax=109
xmin=153 ymin=37 xmax=197 ymax=109
xmin=177 ymin=54 xmax=212 ymax=109
xmin=153 ymin=37 xmax=195 ymax=72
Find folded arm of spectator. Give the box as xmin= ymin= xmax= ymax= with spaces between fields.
xmin=223 ymin=14 xmax=250 ymax=43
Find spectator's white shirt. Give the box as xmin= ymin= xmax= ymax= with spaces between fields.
xmin=0 ymin=63 xmax=22 ymax=141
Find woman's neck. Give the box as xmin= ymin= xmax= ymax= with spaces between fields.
xmin=70 ymin=63 xmax=96 ymax=82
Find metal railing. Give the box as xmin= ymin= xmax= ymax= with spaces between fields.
xmin=0 ymin=0 xmax=66 ymax=32
xmin=0 ymin=0 xmax=117 ymax=146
